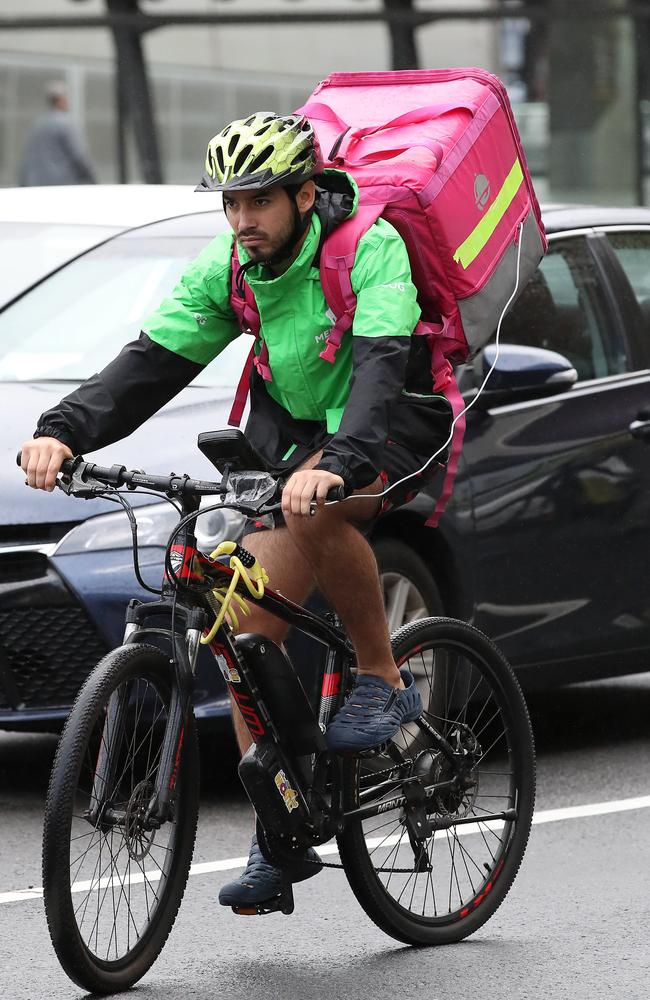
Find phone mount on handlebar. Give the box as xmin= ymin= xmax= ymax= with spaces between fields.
xmin=197 ymin=429 xmax=281 ymax=510
xmin=198 ymin=429 xmax=269 ymax=476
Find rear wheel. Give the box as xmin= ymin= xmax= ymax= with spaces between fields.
xmin=337 ymin=617 xmax=535 ymax=946
xmin=42 ymin=644 xmax=199 ymax=994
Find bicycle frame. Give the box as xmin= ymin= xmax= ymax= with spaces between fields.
xmin=85 ymin=472 xmax=482 ymax=862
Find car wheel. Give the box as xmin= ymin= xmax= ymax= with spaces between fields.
xmin=374 ymin=537 xmax=445 ymax=753
xmin=374 ymin=536 xmax=443 ymax=631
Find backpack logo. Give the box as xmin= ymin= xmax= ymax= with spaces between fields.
xmin=315 ymin=308 xmax=337 ymax=347
xmin=474 ymin=174 xmax=490 ymax=211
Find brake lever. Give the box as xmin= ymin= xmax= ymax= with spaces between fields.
xmin=57 ymin=460 xmax=107 ymax=499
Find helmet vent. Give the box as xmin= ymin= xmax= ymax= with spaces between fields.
xmin=215 ymin=145 xmax=225 ymax=175
xmin=234 ymin=144 xmax=253 ymax=173
xmin=248 ymin=146 xmax=273 ymax=172
xmin=228 ymin=134 xmax=240 ymax=158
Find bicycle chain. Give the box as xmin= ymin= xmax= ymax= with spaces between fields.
xmin=311 ymin=857 xmax=423 ymax=874
xmin=305 ymin=764 xmax=421 ymax=874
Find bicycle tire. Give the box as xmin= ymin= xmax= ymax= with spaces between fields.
xmin=337 ymin=617 xmax=535 ymax=946
xmin=42 ymin=644 xmax=200 ymax=994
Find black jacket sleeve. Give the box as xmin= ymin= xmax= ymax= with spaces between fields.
xmin=34 ymin=333 xmax=204 ymax=454
xmin=314 ymin=334 xmax=410 ymax=489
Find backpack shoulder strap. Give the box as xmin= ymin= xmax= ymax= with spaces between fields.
xmin=318 ymin=203 xmax=384 ymax=363
xmin=228 ymin=241 xmax=272 ymax=428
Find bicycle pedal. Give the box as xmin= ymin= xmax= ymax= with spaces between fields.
xmin=231 ymin=881 xmax=295 ymax=917
xmin=357 ymin=740 xmax=391 ymax=759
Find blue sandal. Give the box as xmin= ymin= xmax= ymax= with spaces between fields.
xmin=325 ymin=668 xmax=423 ymax=753
xmin=218 ymin=835 xmax=322 ymax=908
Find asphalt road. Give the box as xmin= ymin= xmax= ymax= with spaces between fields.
xmin=1 ymin=673 xmax=649 ymax=1000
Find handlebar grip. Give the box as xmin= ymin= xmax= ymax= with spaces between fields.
xmin=16 ymin=451 xmax=76 ymax=477
xmin=325 ymin=485 xmax=346 ymax=502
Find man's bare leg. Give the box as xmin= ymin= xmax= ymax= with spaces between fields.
xmin=282 ymin=454 xmax=402 ymax=689
xmin=230 ymin=525 xmax=314 ymax=757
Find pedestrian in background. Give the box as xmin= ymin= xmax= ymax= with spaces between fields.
xmin=18 ymin=81 xmax=96 ymax=187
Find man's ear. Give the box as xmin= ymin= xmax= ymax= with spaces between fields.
xmin=296 ymin=180 xmax=316 ymax=216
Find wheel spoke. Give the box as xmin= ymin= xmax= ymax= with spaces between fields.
xmin=344 ymin=622 xmax=534 ymax=935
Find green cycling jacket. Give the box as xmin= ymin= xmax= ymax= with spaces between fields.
xmin=36 ymin=172 xmax=431 ymax=489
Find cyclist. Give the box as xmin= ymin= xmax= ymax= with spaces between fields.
xmin=20 ymin=112 xmax=453 ymax=910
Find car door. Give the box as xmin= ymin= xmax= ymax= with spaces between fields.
xmin=462 ymin=229 xmax=650 ymax=684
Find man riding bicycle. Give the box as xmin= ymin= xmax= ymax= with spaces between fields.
xmin=20 ymin=112 xmax=453 ymax=910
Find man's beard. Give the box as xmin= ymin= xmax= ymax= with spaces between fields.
xmin=239 ymin=213 xmax=295 ymax=263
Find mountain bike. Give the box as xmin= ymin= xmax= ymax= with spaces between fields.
xmin=31 ymin=430 xmax=536 ymax=995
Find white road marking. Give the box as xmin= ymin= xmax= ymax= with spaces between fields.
xmin=2 ymin=794 xmax=649 ymax=906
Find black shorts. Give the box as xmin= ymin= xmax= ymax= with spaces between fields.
xmin=242 ymin=398 xmax=452 ymax=537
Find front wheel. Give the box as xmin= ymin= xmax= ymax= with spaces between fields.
xmin=42 ymin=644 xmax=200 ymax=994
xmin=337 ymin=618 xmax=535 ymax=946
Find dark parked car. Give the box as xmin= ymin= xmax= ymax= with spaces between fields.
xmin=1 ymin=187 xmax=649 ymax=731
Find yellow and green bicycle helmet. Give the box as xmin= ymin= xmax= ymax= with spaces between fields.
xmin=196 ymin=112 xmax=323 ymax=192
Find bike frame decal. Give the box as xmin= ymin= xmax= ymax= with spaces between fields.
xmin=168 ymin=543 xmax=204 ymax=582
xmin=209 ymin=641 xmax=242 ymax=683
xmin=231 ymin=689 xmax=266 ymax=739
xmin=168 ymin=723 xmax=185 ymax=791
xmin=274 ymin=770 xmax=299 ymax=812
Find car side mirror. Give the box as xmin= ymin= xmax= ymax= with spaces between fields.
xmin=472 ymin=344 xmax=578 ymax=408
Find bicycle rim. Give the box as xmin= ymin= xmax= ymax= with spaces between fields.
xmin=43 ymin=645 xmax=199 ymax=992
xmin=338 ymin=618 xmax=535 ymax=945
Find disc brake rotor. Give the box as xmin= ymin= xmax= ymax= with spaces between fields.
xmin=124 ymin=780 xmax=156 ymax=861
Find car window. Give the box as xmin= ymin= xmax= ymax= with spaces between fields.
xmin=0 ymin=233 xmax=249 ymax=387
xmin=497 ymin=237 xmax=625 ymax=380
xmin=606 ymin=231 xmax=650 ymax=336
xmin=0 ymin=222 xmax=119 ymax=309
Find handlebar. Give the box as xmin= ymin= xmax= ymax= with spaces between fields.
xmin=16 ymin=452 xmax=347 ymax=506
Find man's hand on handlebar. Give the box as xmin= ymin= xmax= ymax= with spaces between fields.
xmin=20 ymin=437 xmax=73 ymax=492
xmin=282 ymin=468 xmax=344 ymax=518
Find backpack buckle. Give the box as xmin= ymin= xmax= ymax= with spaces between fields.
xmin=319 ymin=341 xmax=339 ymax=364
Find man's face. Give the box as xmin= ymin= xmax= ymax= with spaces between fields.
xmin=223 ymin=185 xmax=296 ymax=262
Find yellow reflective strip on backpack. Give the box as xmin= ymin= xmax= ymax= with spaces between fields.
xmin=453 ymin=158 xmax=524 ymax=270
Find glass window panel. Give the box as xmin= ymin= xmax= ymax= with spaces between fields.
xmin=0 ymin=222 xmax=119 ymax=307
xmin=607 ymin=231 xmax=650 ymax=337
xmin=497 ymin=237 xmax=625 ymax=379
xmin=0 ymin=232 xmax=249 ymax=389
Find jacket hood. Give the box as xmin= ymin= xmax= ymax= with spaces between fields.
xmin=313 ymin=169 xmax=358 ymax=243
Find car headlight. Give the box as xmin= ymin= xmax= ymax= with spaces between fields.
xmin=194 ymin=499 xmax=247 ymax=553
xmin=54 ymin=499 xmax=247 ymax=557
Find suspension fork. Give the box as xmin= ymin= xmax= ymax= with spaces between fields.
xmin=145 ymin=622 xmax=204 ymax=827
xmin=86 ymin=611 xmax=206 ymax=830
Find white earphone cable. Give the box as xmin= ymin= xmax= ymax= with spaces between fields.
xmin=331 ymin=220 xmax=525 ymax=505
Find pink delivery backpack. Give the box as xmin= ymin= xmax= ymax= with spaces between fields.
xmin=229 ymin=68 xmax=547 ymax=524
